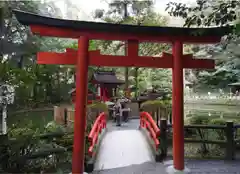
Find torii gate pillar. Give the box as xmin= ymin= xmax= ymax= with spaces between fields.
xmin=72 ymin=36 xmax=89 ymax=174
xmin=172 ymin=41 xmax=185 ymax=171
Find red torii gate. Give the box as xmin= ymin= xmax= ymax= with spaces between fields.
xmin=13 ymin=10 xmax=232 ymax=174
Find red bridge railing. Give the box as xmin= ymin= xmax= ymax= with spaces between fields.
xmin=88 ymin=112 xmax=106 ymax=156
xmin=140 ymin=112 xmax=160 ymax=150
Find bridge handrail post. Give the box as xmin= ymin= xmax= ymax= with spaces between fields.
xmin=142 ymin=112 xmax=160 ymax=135
xmin=160 ymin=119 xmax=167 ymax=159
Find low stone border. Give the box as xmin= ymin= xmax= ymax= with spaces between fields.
xmin=84 ymin=128 xmax=108 ymax=173
xmin=139 ymin=127 xmax=162 ymax=162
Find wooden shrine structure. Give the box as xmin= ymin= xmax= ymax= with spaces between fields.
xmin=70 ymin=71 xmax=124 ymax=103
xmin=92 ymin=71 xmax=124 ymax=101
xmin=13 ymin=9 xmax=232 ymax=174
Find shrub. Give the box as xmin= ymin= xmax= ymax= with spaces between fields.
xmin=44 ymin=121 xmax=65 ymax=133
xmin=0 ymin=102 xmax=109 ymax=173
xmin=141 ymin=99 xmax=171 ymax=109
xmin=0 ymin=123 xmax=42 ymax=173
xmin=140 ymin=99 xmax=171 ymax=120
xmin=188 ymin=115 xmax=210 ymax=125
xmin=208 ymin=118 xmax=226 ymax=141
xmin=88 ymin=102 xmax=108 ymax=113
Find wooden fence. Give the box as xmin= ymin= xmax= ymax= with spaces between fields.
xmin=141 ymin=103 xmax=240 ymax=160
xmin=53 ymin=105 xmax=103 ymax=126
xmin=158 ymin=119 xmax=240 ymax=160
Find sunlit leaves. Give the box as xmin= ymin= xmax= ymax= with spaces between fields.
xmin=166 ymin=0 xmax=240 ymax=27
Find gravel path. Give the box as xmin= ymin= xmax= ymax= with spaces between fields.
xmin=93 ymin=159 xmax=240 ymax=174
xmin=184 ymin=159 xmax=240 ymax=174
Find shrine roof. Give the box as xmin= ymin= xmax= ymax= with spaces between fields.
xmin=13 ymin=10 xmax=233 ymax=41
xmin=93 ymin=71 xmax=125 ymax=85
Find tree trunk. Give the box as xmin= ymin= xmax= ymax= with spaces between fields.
xmin=135 ymin=67 xmax=139 ymax=98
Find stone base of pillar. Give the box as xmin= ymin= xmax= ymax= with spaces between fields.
xmin=166 ymin=165 xmax=190 ymax=174
xmin=164 ymin=160 xmax=190 ymax=174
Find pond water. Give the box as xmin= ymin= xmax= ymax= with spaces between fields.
xmin=185 ymin=103 xmax=240 ymax=121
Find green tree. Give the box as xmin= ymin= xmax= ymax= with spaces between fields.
xmin=165 ymin=0 xmax=239 ymax=28
xmin=96 ymin=0 xmax=155 ymax=94
xmin=165 ymin=0 xmax=240 ymax=91
xmin=0 ymin=1 xmax=72 ymax=108
xmin=94 ymin=1 xmax=171 ymax=95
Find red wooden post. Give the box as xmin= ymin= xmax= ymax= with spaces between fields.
xmin=172 ymin=41 xmax=184 ymax=170
xmin=72 ymin=36 xmax=89 ymax=174
xmin=172 ymin=68 xmax=174 ymax=126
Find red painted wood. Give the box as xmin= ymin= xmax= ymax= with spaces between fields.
xmin=145 ymin=120 xmax=160 ymax=149
xmin=66 ymin=48 xmax=77 ymax=53
xmin=30 ymin=25 xmax=222 ymax=43
xmin=140 ymin=112 xmax=160 ymax=150
xmin=141 ymin=112 xmax=160 ymax=136
xmin=37 ymin=50 xmax=214 ymax=69
xmin=37 ymin=52 xmax=75 ymax=64
xmin=127 ymin=40 xmax=138 ymax=56
xmin=183 ymin=57 xmax=214 ymax=69
xmin=172 ymin=41 xmax=184 ymax=171
xmin=72 ymin=37 xmax=89 ymax=174
xmin=37 ymin=51 xmax=173 ymax=68
xmin=88 ymin=112 xmax=106 ymax=156
xmin=88 ymin=113 xmax=106 ymax=140
xmin=164 ymin=53 xmax=215 ymax=69
xmin=37 ymin=50 xmax=99 ymax=65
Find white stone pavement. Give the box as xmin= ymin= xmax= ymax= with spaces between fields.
xmin=94 ymin=129 xmax=154 ymax=170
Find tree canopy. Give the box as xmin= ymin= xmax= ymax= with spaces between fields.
xmin=165 ymin=0 xmax=240 ymax=91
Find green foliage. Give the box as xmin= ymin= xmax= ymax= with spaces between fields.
xmin=94 ymin=1 xmax=171 ymax=94
xmin=0 ymin=1 xmax=73 ymax=109
xmin=88 ymin=102 xmax=109 ymax=112
xmin=188 ymin=115 xmax=210 ymax=125
xmin=209 ymin=118 xmax=227 ymax=141
xmin=165 ymin=1 xmax=238 ymax=28
xmin=209 ymin=118 xmax=226 ymax=126
xmin=164 ymin=0 xmax=240 ymax=90
xmin=140 ymin=99 xmax=171 ymax=120
xmin=1 ymin=122 xmax=70 ymax=173
xmin=0 ymin=122 xmax=42 ymax=173
xmin=183 ymin=115 xmax=240 ymax=158
xmin=44 ymin=121 xmax=65 ymax=133
xmin=67 ymin=40 xmax=97 ymax=51
xmin=0 ymin=100 xmax=109 ymax=173
xmin=141 ymin=99 xmax=171 ymax=109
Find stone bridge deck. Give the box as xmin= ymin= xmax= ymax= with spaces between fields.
xmin=92 ymin=119 xmax=240 ymax=174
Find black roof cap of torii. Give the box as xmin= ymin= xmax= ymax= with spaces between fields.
xmin=12 ymin=10 xmax=233 ymax=39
